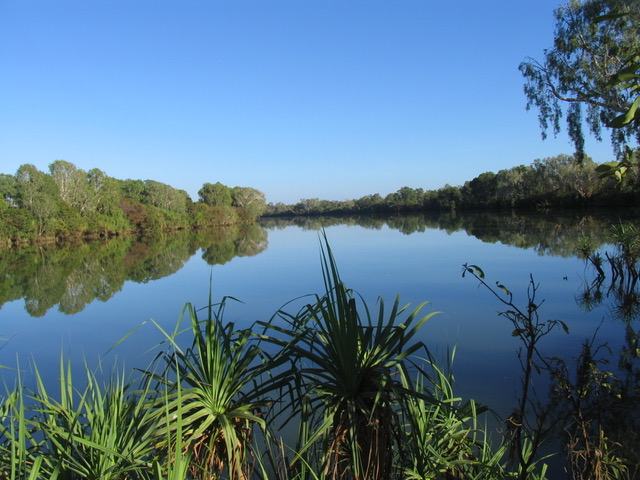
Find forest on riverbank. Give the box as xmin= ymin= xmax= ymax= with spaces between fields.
xmin=264 ymin=153 xmax=640 ymax=217
xmin=0 ymin=161 xmax=267 ymax=246
xmin=3 ymin=151 xmax=639 ymax=247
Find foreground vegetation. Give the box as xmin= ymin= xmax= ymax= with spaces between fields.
xmin=0 ymin=161 xmax=267 ymax=246
xmin=2 ymin=231 xmax=639 ymax=480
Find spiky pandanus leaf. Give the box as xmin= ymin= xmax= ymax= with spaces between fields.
xmin=260 ymin=232 xmax=439 ymax=480
xmin=149 ymin=299 xmax=272 ymax=480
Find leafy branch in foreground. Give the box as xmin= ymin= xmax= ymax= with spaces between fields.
xmin=462 ymin=264 xmax=567 ymax=480
xmin=520 ymin=0 xmax=640 ymax=159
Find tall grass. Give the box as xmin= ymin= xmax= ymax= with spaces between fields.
xmin=151 ymin=360 xmax=192 ymax=480
xmin=400 ymin=354 xmax=513 ymax=480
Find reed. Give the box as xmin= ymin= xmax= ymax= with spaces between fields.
xmin=399 ymin=353 xmax=511 ymax=480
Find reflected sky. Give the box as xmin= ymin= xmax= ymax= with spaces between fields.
xmin=0 ymin=219 xmax=633 ymax=419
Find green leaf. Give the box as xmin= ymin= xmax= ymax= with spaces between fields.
xmin=607 ymin=95 xmax=640 ymax=128
xmin=594 ymin=12 xmax=630 ymax=22
xmin=595 ymin=161 xmax=620 ymax=172
xmin=558 ymin=320 xmax=570 ymax=334
xmin=595 ymin=161 xmax=622 ymax=179
xmin=511 ymin=329 xmax=526 ymax=337
xmin=607 ymin=57 xmax=640 ymax=86
xmin=616 ymin=71 xmax=640 ymax=83
xmin=468 ymin=264 xmax=485 ymax=278
xmin=496 ymin=282 xmax=511 ymax=296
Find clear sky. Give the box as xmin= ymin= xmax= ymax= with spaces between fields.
xmin=0 ymin=0 xmax=616 ymax=205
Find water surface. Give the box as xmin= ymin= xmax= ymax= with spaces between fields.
xmin=0 ymin=212 xmax=634 ymax=419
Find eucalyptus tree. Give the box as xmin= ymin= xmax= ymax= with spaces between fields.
xmin=434 ymin=184 xmax=463 ymax=211
xmin=294 ymin=197 xmax=322 ymax=215
xmin=87 ymin=168 xmax=121 ymax=215
xmin=529 ymin=154 xmax=618 ymax=204
xmin=263 ymin=201 xmax=290 ymax=216
xmin=198 ymin=182 xmax=232 ymax=207
xmin=119 ymin=178 xmax=146 ymax=203
xmin=461 ymin=171 xmax=498 ymax=208
xmin=49 ymin=160 xmax=91 ymax=213
xmin=143 ymin=180 xmax=190 ymax=214
xmin=520 ymin=0 xmax=640 ymax=157
xmin=15 ymin=164 xmax=59 ymax=236
xmin=354 ymin=193 xmax=384 ymax=212
xmin=396 ymin=186 xmax=424 ymax=209
xmin=0 ymin=173 xmax=18 ymax=208
xmin=493 ymin=166 xmax=534 ymax=208
xmin=230 ymin=186 xmax=266 ymax=218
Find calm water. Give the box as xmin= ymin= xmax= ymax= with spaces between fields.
xmin=0 ymin=212 xmax=634 ymax=419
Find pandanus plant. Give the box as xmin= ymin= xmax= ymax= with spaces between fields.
xmin=261 ymin=233 xmax=438 ymax=480
xmin=149 ymin=298 xmax=273 ymax=480
xmin=0 ymin=370 xmax=50 ymax=480
xmin=30 ymin=358 xmax=157 ymax=480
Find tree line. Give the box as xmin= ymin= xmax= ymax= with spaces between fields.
xmin=264 ymin=152 xmax=640 ymax=217
xmin=265 ymin=0 xmax=640 ymax=218
xmin=0 ymin=160 xmax=267 ymax=246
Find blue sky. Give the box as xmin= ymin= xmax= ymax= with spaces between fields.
xmin=0 ymin=0 xmax=615 ymax=204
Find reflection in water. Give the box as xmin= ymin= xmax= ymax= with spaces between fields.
xmin=2 ymin=211 xmax=640 ymax=476
xmin=0 ymin=211 xmax=633 ymax=319
xmin=547 ymin=231 xmax=640 ymax=478
xmin=0 ymin=211 xmax=629 ymax=318
xmin=0 ymin=223 xmax=268 ymax=317
xmin=262 ymin=210 xmax=622 ymax=257
xmin=264 ymin=212 xmax=640 ymax=476
xmin=459 ymin=215 xmax=640 ymax=477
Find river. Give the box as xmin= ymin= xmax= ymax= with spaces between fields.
xmin=1 ymin=210 xmax=638 ymax=474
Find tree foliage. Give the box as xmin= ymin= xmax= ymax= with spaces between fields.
xmin=0 ymin=161 xmax=266 ymax=245
xmin=198 ymin=182 xmax=232 ymax=207
xmin=142 ymin=179 xmax=190 ymax=214
xmin=15 ymin=164 xmax=60 ymax=236
xmin=519 ymin=0 xmax=640 ymax=157
xmin=0 ymin=174 xmax=18 ymax=208
xmin=230 ymin=186 xmax=266 ymax=217
xmin=48 ymin=161 xmax=122 ymax=217
xmin=263 ymin=153 xmax=635 ymax=217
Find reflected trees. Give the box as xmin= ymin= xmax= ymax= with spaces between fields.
xmin=0 ymin=224 xmax=270 ymax=317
